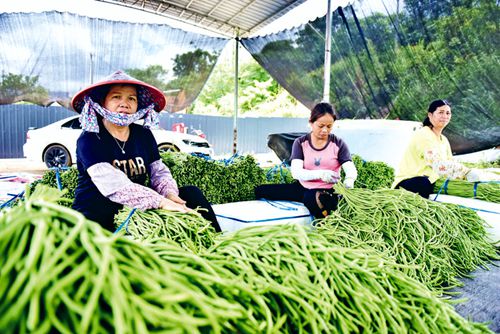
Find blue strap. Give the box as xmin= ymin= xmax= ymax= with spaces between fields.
xmin=456 ymin=204 xmax=499 ymax=215
xmin=0 ymin=190 xmax=25 ymax=209
xmin=0 ymin=175 xmax=16 ymax=180
xmin=219 ymin=152 xmax=240 ymax=166
xmin=266 ymin=160 xmax=290 ymax=183
xmin=261 ymin=199 xmax=298 ymax=211
xmin=432 ymin=178 xmax=450 ymax=201
xmin=215 ymin=213 xmax=311 ymax=223
xmin=55 ymin=168 xmax=62 ymax=190
xmin=266 ymin=165 xmax=279 ymax=180
xmin=190 ymin=152 xmax=212 ymax=161
xmin=114 ymin=208 xmax=136 ymax=235
xmin=473 ymin=182 xmax=478 ymax=198
xmin=50 ymin=166 xmax=69 ymax=191
xmin=279 ymin=160 xmax=290 ymax=182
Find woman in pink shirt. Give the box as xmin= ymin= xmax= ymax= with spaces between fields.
xmin=255 ymin=102 xmax=357 ymax=218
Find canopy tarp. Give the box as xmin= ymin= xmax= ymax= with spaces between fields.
xmin=241 ymin=0 xmax=500 ymax=154
xmin=0 ymin=11 xmax=228 ymax=112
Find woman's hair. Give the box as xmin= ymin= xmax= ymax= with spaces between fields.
xmin=423 ymin=99 xmax=450 ymax=128
xmin=309 ymin=102 xmax=337 ymax=123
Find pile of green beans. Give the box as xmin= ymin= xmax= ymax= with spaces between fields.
xmin=147 ymin=239 xmax=273 ymax=332
xmin=203 ymin=224 xmax=491 ymax=333
xmin=315 ymin=185 xmax=499 ymax=291
xmin=0 ymin=186 xmax=249 ymax=333
xmin=434 ymin=178 xmax=500 ymax=203
xmin=1 ymin=185 xmax=494 ymax=333
xmin=114 ymin=207 xmax=217 ymax=253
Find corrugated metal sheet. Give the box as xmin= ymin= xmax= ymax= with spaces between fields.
xmin=0 ymin=105 xmax=309 ymax=158
xmin=96 ymin=0 xmax=309 ymax=37
xmin=0 ymin=105 xmax=74 ymax=159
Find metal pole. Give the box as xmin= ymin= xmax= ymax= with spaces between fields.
xmin=323 ymin=0 xmax=332 ymax=102
xmin=90 ymin=52 xmax=95 ymax=84
xmin=232 ymin=35 xmax=239 ymax=154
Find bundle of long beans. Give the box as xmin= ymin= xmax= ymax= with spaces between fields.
xmin=202 ymin=224 xmax=491 ymax=333
xmin=434 ymin=178 xmax=500 ymax=203
xmin=1 ymin=186 xmax=495 ymax=333
xmin=114 ymin=207 xmax=217 ymax=253
xmin=315 ymin=185 xmax=499 ymax=292
xmin=0 ymin=186 xmax=250 ymax=333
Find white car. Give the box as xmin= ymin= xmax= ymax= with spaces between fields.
xmin=23 ymin=116 xmax=214 ymax=168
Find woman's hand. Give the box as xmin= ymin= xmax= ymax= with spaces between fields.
xmin=319 ymin=170 xmax=340 ymax=183
xmin=167 ymin=193 xmax=186 ymax=205
xmin=159 ymin=197 xmax=190 ymax=213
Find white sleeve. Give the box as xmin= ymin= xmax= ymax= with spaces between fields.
xmin=87 ymin=162 xmax=132 ymax=196
xmin=291 ymin=159 xmax=329 ymax=181
xmin=341 ymin=160 xmax=357 ymax=182
xmin=88 ymin=162 xmax=164 ymax=210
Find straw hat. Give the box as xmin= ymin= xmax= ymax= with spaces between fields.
xmin=71 ymin=70 xmax=166 ymax=113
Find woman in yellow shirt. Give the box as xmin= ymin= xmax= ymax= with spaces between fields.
xmin=393 ymin=100 xmax=470 ymax=198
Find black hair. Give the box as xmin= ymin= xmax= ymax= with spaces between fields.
xmin=423 ymin=99 xmax=450 ymax=128
xmin=309 ymin=102 xmax=337 ymax=123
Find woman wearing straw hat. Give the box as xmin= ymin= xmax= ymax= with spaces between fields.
xmin=71 ymin=70 xmax=220 ymax=232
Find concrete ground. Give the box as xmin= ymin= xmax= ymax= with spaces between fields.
xmin=0 ymin=159 xmax=46 ymax=202
xmin=0 ymin=158 xmax=47 ymax=174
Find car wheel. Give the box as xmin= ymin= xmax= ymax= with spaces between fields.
xmin=158 ymin=143 xmax=180 ymax=154
xmin=44 ymin=144 xmax=72 ymax=168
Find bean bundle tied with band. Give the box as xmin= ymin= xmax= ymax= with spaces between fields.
xmin=0 ymin=186 xmax=248 ymax=333
xmin=114 ymin=207 xmax=217 ymax=252
xmin=202 ymin=224 xmax=492 ymax=333
xmin=434 ymin=178 xmax=500 ymax=203
xmin=315 ymin=185 xmax=499 ymax=291
xmin=0 ymin=185 xmax=494 ymax=333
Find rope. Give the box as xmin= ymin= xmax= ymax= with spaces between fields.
xmin=49 ymin=166 xmax=70 ymax=191
xmin=215 ymin=213 xmax=311 ymax=224
xmin=219 ymin=152 xmax=241 ymax=166
xmin=261 ymin=199 xmax=298 ymax=211
xmin=114 ymin=208 xmax=137 ymax=235
xmin=0 ymin=190 xmax=25 ymax=209
xmin=432 ymin=178 xmax=450 ymax=201
xmin=265 ymin=160 xmax=290 ymax=183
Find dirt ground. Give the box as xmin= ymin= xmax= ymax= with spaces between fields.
xmin=0 ymin=158 xmax=47 ymax=174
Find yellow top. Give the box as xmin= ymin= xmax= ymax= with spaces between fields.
xmin=393 ymin=126 xmax=467 ymax=187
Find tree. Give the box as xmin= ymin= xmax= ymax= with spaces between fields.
xmin=0 ymin=72 xmax=49 ymax=104
xmin=172 ymin=49 xmax=218 ymax=78
xmin=125 ymin=65 xmax=169 ymax=91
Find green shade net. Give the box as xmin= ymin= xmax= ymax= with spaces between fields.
xmin=0 ymin=11 xmax=228 ymax=112
xmin=241 ymin=0 xmax=499 ymax=154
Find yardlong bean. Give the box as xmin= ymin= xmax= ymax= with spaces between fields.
xmin=315 ymin=185 xmax=499 ymax=292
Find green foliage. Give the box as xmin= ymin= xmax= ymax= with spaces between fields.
xmin=172 ymin=49 xmax=218 ymax=78
xmin=263 ymin=164 xmax=294 ymax=184
xmin=190 ymin=53 xmax=308 ymax=117
xmin=31 ymin=168 xmax=79 ymax=206
xmin=350 ymin=155 xmax=395 ymax=190
xmin=125 ymin=65 xmax=169 ymax=91
xmin=463 ymin=159 xmax=500 ymax=169
xmin=29 ymin=154 xmax=395 ymax=207
xmin=162 ymin=152 xmax=266 ymax=204
xmin=0 ymin=72 xmax=49 ymax=104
